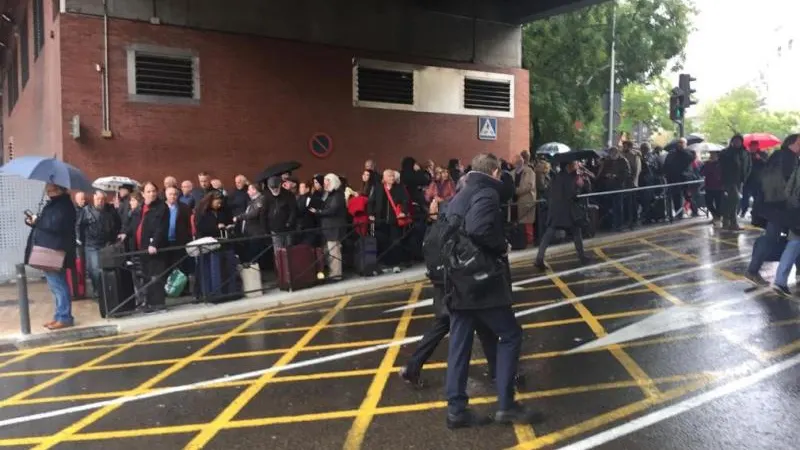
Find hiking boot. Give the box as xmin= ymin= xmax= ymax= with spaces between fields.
xmin=494 ymin=402 xmax=544 ymax=425
xmin=447 ymin=409 xmax=492 ymax=429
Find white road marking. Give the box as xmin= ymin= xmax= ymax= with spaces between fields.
xmin=513 ymin=254 xmax=747 ymax=319
xmin=0 ymin=335 xmax=423 ymax=428
xmin=554 ymin=351 xmax=800 ymax=450
xmin=383 ymin=253 xmax=650 ymax=313
xmin=566 ymin=286 xmax=773 ymax=353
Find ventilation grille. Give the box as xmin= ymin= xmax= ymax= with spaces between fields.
xmin=134 ymin=53 xmax=195 ymax=98
xmin=356 ymin=67 xmax=414 ymax=105
xmin=464 ymin=78 xmax=511 ymax=112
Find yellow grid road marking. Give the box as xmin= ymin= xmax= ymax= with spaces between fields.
xmin=0 ymin=373 xmax=713 ymax=447
xmin=0 ymin=329 xmax=164 ymax=406
xmin=28 ymin=308 xmax=278 ymax=450
xmin=639 ymin=238 xmax=743 ymax=281
xmin=343 ymin=283 xmax=422 ymax=450
xmin=183 ymin=295 xmax=354 ymax=449
xmin=547 ymin=268 xmax=661 ymax=398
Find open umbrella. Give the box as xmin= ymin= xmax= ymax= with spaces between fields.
xmin=255 ymin=161 xmax=302 ymax=182
xmin=743 ymin=133 xmax=781 ymax=151
xmin=93 ymin=176 xmax=140 ymax=191
xmin=664 ymin=134 xmax=704 ymax=152
xmin=688 ymin=142 xmax=724 ymax=152
xmin=0 ymin=156 xmax=93 ymax=191
xmin=537 ymin=142 xmax=571 ymax=156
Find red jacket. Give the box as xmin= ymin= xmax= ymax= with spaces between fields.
xmin=347 ymin=195 xmax=370 ymax=236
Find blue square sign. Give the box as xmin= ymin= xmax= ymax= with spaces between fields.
xmin=478 ymin=117 xmax=497 ymax=141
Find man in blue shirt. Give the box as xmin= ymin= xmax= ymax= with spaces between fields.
xmin=164 ymin=187 xmax=193 ymax=287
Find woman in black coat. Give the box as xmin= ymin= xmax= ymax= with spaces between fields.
xmin=123 ymin=181 xmax=169 ymax=311
xmin=24 ymin=184 xmax=77 ymax=330
xmin=368 ymin=169 xmax=410 ymax=272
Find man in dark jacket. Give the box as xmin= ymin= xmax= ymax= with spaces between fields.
xmin=76 ymin=190 xmax=121 ymax=300
xmin=25 ymin=184 xmax=77 ymax=330
xmin=535 ymin=161 xmax=590 ymax=268
xmin=443 ymin=153 xmax=535 ymax=429
xmin=663 ymin=138 xmax=695 ymax=218
xmin=263 ymin=176 xmax=298 ymax=250
xmin=719 ymin=134 xmax=752 ymax=230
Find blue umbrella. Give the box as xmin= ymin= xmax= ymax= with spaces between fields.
xmin=0 ymin=156 xmax=94 ymax=191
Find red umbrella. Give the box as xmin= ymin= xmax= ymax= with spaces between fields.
xmin=743 ymin=133 xmax=781 ymax=151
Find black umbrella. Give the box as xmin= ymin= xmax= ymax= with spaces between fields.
xmin=664 ymin=134 xmax=704 ymax=152
xmin=553 ymin=150 xmax=600 ymax=164
xmin=256 ymin=161 xmax=302 ymax=182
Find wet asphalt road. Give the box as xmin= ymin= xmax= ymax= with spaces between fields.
xmin=1 ymin=224 xmax=800 ymax=450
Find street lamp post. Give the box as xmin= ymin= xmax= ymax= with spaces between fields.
xmin=607 ymin=0 xmax=617 ymax=148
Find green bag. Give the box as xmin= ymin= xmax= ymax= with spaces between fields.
xmin=165 ymin=269 xmax=188 ymax=298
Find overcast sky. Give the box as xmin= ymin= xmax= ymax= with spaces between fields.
xmin=678 ymin=0 xmax=798 ymax=112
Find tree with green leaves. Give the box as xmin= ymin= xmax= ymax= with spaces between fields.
xmin=697 ymin=86 xmax=800 ymax=144
xmin=523 ymin=0 xmax=695 ymax=150
xmin=619 ymin=78 xmax=674 ymax=135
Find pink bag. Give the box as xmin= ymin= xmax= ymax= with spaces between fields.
xmin=28 ymin=246 xmax=66 ymax=272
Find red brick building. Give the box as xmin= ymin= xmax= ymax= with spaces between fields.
xmin=1 ymin=0 xmax=542 ymax=185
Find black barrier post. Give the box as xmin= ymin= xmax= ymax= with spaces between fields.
xmin=16 ymin=263 xmax=30 ymax=335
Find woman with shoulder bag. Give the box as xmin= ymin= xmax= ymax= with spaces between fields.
xmin=25 ymin=183 xmax=78 ymax=330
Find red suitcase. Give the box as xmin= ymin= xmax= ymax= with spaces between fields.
xmin=275 ymin=245 xmax=318 ymax=291
xmin=66 ymin=255 xmax=86 ymax=300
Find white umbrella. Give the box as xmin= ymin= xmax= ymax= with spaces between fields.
xmin=688 ymin=142 xmax=724 ymax=152
xmin=537 ymin=142 xmax=571 ymax=156
xmin=93 ymin=176 xmax=140 ymax=191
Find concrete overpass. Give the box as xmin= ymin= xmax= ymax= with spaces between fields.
xmin=1 ymin=0 xmax=604 ymax=184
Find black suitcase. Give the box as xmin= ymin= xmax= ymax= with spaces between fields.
xmin=354 ymin=235 xmax=379 ymax=276
xmin=99 ymin=268 xmax=137 ymax=318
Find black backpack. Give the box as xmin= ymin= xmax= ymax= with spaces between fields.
xmin=422 ymin=213 xmax=461 ymax=286
xmin=761 ymin=156 xmax=791 ymax=203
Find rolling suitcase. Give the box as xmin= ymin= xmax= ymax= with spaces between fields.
xmin=354 ymin=234 xmax=378 ymax=276
xmin=66 ymin=253 xmax=86 ymax=300
xmin=275 ymin=245 xmax=317 ymax=291
xmin=196 ymin=249 xmax=243 ymax=303
xmin=239 ymin=263 xmax=263 ymax=298
xmin=98 ymin=268 xmax=137 ymax=318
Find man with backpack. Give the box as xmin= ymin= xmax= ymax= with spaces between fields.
xmin=718 ymin=134 xmax=752 ymax=231
xmin=746 ymin=134 xmax=800 ymax=284
xmin=435 ymin=153 xmax=537 ymax=429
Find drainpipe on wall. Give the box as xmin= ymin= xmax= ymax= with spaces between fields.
xmin=101 ymin=0 xmax=112 ymax=138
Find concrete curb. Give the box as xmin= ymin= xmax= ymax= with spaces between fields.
xmin=8 ymin=218 xmax=708 ymax=348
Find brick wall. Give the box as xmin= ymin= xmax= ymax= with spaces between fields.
xmin=59 ymin=14 xmax=530 ymax=187
xmin=3 ymin=0 xmax=63 ymax=162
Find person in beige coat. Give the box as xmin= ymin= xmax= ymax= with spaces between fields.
xmin=514 ymin=151 xmax=537 ymax=246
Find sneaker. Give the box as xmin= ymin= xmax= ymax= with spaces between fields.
xmin=399 ymin=366 xmax=425 ymax=389
xmin=446 ymin=409 xmax=493 ymax=429
xmin=773 ymin=285 xmax=793 ymax=298
xmin=745 ymin=272 xmax=769 ymax=286
xmin=494 ymin=402 xmax=544 ymax=425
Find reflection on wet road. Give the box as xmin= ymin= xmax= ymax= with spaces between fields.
xmin=1 ymin=224 xmax=800 ymax=449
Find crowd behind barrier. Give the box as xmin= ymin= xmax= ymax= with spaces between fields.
xmin=90 ymin=179 xmax=706 ymax=319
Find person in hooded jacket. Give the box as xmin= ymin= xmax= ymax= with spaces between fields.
xmin=443 ymin=153 xmax=537 ymax=429
xmin=25 ymin=184 xmax=77 ymax=330
xmin=718 ymin=134 xmax=752 ymax=231
xmin=310 ymin=174 xmax=347 ymax=279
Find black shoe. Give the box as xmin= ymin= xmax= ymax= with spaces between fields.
xmin=774 ymin=285 xmax=793 ymax=298
xmin=494 ymin=403 xmax=544 ymax=425
xmin=745 ymin=272 xmax=769 ymax=286
xmin=399 ymin=366 xmax=425 ymax=389
xmin=446 ymin=409 xmax=492 ymax=429
xmin=534 ymin=261 xmax=546 ymax=271
xmin=579 ymin=256 xmax=592 ymax=265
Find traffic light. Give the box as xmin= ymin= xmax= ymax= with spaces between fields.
xmin=679 ymin=73 xmax=697 ymax=108
xmin=669 ymin=87 xmax=683 ymax=122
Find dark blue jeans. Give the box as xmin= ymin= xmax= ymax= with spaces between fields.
xmin=748 ymin=222 xmax=783 ymax=274
xmin=446 ymin=306 xmax=522 ymax=415
xmin=44 ymin=270 xmax=73 ymax=324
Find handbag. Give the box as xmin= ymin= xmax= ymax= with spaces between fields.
xmin=385 ymin=186 xmax=412 ymax=227
xmin=29 ymin=246 xmax=66 ymax=272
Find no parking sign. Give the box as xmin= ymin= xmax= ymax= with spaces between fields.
xmin=309 ymin=133 xmax=333 ymax=159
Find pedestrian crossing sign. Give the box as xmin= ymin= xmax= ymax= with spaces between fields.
xmin=478 ymin=117 xmax=497 ymax=141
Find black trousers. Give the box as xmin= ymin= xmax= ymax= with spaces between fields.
xmin=536 ymin=225 xmax=585 ymax=264
xmin=705 ymin=190 xmax=723 ymax=220
xmin=404 ymin=315 xmax=499 ymax=379
xmin=447 ymin=306 xmax=522 ymax=415
xmin=135 ymin=255 xmax=166 ymax=307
